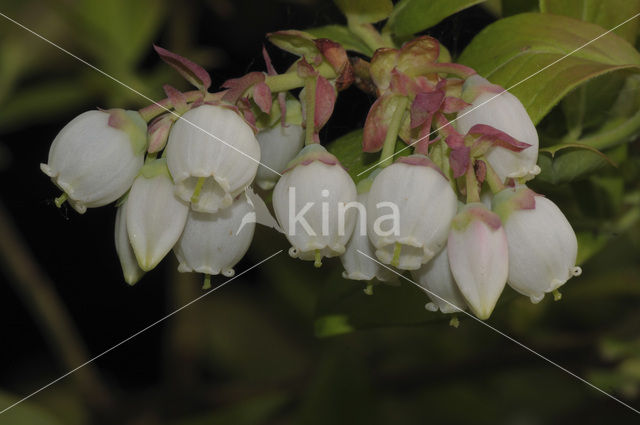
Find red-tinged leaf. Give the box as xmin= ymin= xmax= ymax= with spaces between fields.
xmin=363 ymin=94 xmax=396 ymax=152
xmin=297 ymin=58 xmax=317 ymax=78
xmin=475 ymin=159 xmax=486 ymax=183
xmin=163 ymin=84 xmax=188 ymax=114
xmin=237 ymin=98 xmax=257 ymax=130
xmin=278 ymin=93 xmax=287 ymax=126
xmin=410 ymin=90 xmax=444 ymax=128
xmin=434 ymin=112 xmax=460 ymax=139
xmin=449 ymin=145 xmax=470 ymax=178
xmin=445 ymin=133 xmax=465 ymax=150
xmin=370 ymin=48 xmax=399 ymax=93
xmin=315 ymin=38 xmax=354 ymax=91
xmin=222 ymin=72 xmax=265 ymax=104
xmin=154 ymin=45 xmax=211 ymax=91
xmin=314 ymin=76 xmax=336 ymax=131
xmin=147 ymin=114 xmax=173 ymax=153
xmin=468 ymin=123 xmax=531 ymax=152
xmin=442 ymin=96 xmax=470 ymax=113
xmin=253 ymin=82 xmax=272 ymax=114
xmin=262 ymin=45 xmax=277 ymax=76
xmin=389 ymin=69 xmax=415 ymax=96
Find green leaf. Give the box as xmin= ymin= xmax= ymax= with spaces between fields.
xmin=385 ymin=0 xmax=487 ymax=37
xmin=306 ymin=25 xmax=374 ymax=56
xmin=539 ymin=0 xmax=640 ymax=43
xmin=0 ymin=390 xmax=63 ymax=425
xmin=576 ymin=231 xmax=609 ymax=264
xmin=333 ymin=0 xmax=393 ymax=24
xmin=458 ymin=13 xmax=640 ymax=125
xmin=537 ymin=143 xmax=626 ymax=184
xmin=326 ymin=129 xmax=410 ymax=183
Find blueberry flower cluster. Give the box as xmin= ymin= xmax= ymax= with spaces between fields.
xmin=41 ymin=34 xmax=582 ymax=321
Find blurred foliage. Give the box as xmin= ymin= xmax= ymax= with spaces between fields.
xmin=1 ymin=0 xmax=640 ymax=424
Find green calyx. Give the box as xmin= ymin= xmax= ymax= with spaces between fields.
xmin=108 ymin=109 xmax=149 ymax=155
xmin=139 ymin=157 xmax=171 ymax=179
xmin=492 ymin=186 xmax=537 ymax=223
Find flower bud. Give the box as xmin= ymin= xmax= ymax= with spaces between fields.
xmin=456 ymin=75 xmax=540 ymax=182
xmin=447 ymin=203 xmax=508 ymax=320
xmin=174 ymin=193 xmax=255 ymax=277
xmin=166 ymin=104 xmax=260 ymax=213
xmin=114 ymin=200 xmax=144 ymax=285
xmin=492 ymin=186 xmax=581 ymax=303
xmin=366 ymin=155 xmax=457 ymax=270
xmin=126 ymin=158 xmax=189 ymax=271
xmin=340 ymin=191 xmax=395 ymax=282
xmin=411 ymin=246 xmax=467 ymax=314
xmin=41 ymin=110 xmax=146 ymax=213
xmin=255 ymin=123 xmax=304 ymax=190
xmin=273 ymin=144 xmax=357 ymax=265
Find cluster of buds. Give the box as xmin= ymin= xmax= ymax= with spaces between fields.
xmin=41 ymin=32 xmax=582 ymax=320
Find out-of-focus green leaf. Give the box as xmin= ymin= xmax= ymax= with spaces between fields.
xmin=458 ymin=13 xmax=640 ymax=125
xmin=576 ymin=231 xmax=609 ymax=264
xmin=306 ymin=25 xmax=374 ymax=56
xmin=539 ymin=0 xmax=640 ymax=43
xmin=326 ymin=129 xmax=410 ymax=182
xmin=537 ymin=143 xmax=626 ymax=184
xmin=501 ymin=0 xmax=539 ymax=16
xmin=55 ymin=0 xmax=166 ymax=69
xmin=333 ymin=0 xmax=393 ymax=24
xmin=385 ymin=0 xmax=486 ymax=36
xmin=0 ymin=80 xmax=93 ymax=132
xmin=0 ymin=391 xmax=63 ymax=425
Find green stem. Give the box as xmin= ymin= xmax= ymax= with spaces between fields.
xmin=577 ymin=108 xmax=640 ymax=151
xmin=304 ymin=76 xmax=318 ymax=146
xmin=483 ymin=159 xmax=506 ymax=193
xmin=465 ymin=161 xmax=480 ymax=203
xmin=265 ymin=62 xmax=336 ymax=93
xmin=379 ymin=96 xmax=409 ymax=168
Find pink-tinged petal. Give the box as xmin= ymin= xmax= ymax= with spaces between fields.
xmin=163 ymin=84 xmax=188 ymax=114
xmin=153 ymin=45 xmax=211 ymax=91
xmin=389 ymin=68 xmax=416 ymax=96
xmin=147 ymin=115 xmax=173 ymax=153
xmin=253 ymin=82 xmax=272 ymax=114
xmin=315 ymin=76 xmax=336 ymax=131
xmin=397 ymin=36 xmax=439 ymax=76
xmin=396 ymin=154 xmax=446 ymax=178
xmin=467 ymin=204 xmax=503 ymax=230
xmin=222 ymin=72 xmax=266 ymax=105
xmin=282 ymin=143 xmax=339 ymax=174
xmin=363 ymin=94 xmax=395 ymax=152
xmin=449 ymin=145 xmax=470 ymax=178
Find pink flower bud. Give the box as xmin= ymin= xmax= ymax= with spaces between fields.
xmin=448 ymin=203 xmax=508 ymax=319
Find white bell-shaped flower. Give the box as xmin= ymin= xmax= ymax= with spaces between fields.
xmin=173 ymin=193 xmax=255 ymax=277
xmin=448 ymin=203 xmax=508 ymax=320
xmin=41 ymin=109 xmax=146 ymax=213
xmin=456 ymin=75 xmax=540 ymax=183
xmin=412 ymin=246 xmax=467 ymax=314
xmin=125 ymin=158 xmax=189 ymax=271
xmin=366 ymin=155 xmax=457 ymax=271
xmin=273 ymin=144 xmax=357 ymax=266
xmin=166 ymin=104 xmax=260 ymax=213
xmin=340 ymin=192 xmax=395 ymax=282
xmin=114 ymin=201 xmax=144 ymax=285
xmin=255 ymin=123 xmax=304 ymax=190
xmin=493 ymin=186 xmax=582 ymax=303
